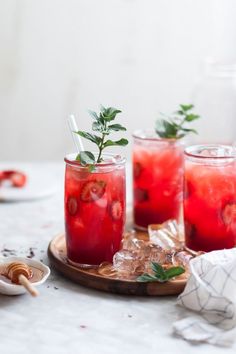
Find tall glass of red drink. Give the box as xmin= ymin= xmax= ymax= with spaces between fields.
xmin=132 ymin=131 xmax=184 ymax=229
xmin=65 ymin=153 xmax=126 ymax=266
xmin=184 ymin=144 xmax=236 ymax=252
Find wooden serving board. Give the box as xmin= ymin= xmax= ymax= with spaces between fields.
xmin=48 ymin=233 xmax=188 ymax=296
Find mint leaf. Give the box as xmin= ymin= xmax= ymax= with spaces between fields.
xmin=165 ymin=266 xmax=185 ymax=279
xmin=103 ymin=138 xmax=128 ymax=148
xmin=88 ymin=164 xmax=96 ymax=172
xmin=155 ymin=104 xmax=200 ymax=139
xmin=151 ymin=262 xmax=167 ymax=281
xmin=88 ymin=110 xmax=100 ymax=120
xmin=92 ymin=121 xmax=104 ymax=132
xmin=176 ymin=133 xmax=186 ymax=139
xmin=137 ymin=262 xmax=185 ymax=283
xmin=181 ymin=127 xmax=198 ymax=134
xmin=108 ymin=124 xmax=126 ymax=132
xmin=176 ymin=110 xmax=184 ymax=115
xmin=184 ymin=114 xmax=200 ymax=122
xmin=180 ymin=104 xmax=193 ymax=111
xmin=156 ymin=119 xmax=178 ymax=138
xmin=75 ymin=105 xmax=128 ymax=167
xmin=79 ymin=151 xmax=95 ymax=166
xmin=75 ymin=131 xmax=102 ymax=145
xmin=100 ymin=106 xmax=122 ymax=121
xmin=137 ymin=274 xmax=159 ymax=282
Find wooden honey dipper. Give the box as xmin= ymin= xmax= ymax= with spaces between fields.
xmin=5 ymin=262 xmax=39 ymax=297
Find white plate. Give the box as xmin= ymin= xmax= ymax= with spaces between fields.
xmin=0 ymin=166 xmax=58 ymax=202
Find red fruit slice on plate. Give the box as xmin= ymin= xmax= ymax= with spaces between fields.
xmin=81 ymin=180 xmax=106 ymax=202
xmin=1 ymin=170 xmax=16 ymax=179
xmin=67 ymin=197 xmax=78 ymax=216
xmin=222 ymin=202 xmax=236 ymax=225
xmin=134 ymin=188 xmax=149 ymax=202
xmin=110 ymin=201 xmax=123 ymax=221
xmin=0 ymin=170 xmax=27 ymax=188
xmin=10 ymin=172 xmax=27 ymax=188
xmin=133 ymin=162 xmax=142 ymax=179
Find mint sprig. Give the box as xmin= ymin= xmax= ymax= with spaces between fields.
xmin=75 ymin=106 xmax=128 ymax=169
xmin=137 ymin=262 xmax=185 ymax=283
xmin=155 ymin=104 xmax=200 ymax=139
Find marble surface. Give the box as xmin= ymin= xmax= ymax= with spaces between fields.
xmin=0 ymin=162 xmax=233 ymax=354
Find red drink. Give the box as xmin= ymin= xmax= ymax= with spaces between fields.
xmin=132 ymin=131 xmax=184 ymax=229
xmin=184 ymin=145 xmax=236 ymax=252
xmin=65 ymin=154 xmax=126 ymax=266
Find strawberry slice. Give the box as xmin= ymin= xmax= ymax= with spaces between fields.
xmin=134 ymin=188 xmax=149 ymax=202
xmin=0 ymin=170 xmax=27 ymax=188
xmin=110 ymin=201 xmax=123 ymax=221
xmin=222 ymin=202 xmax=236 ymax=225
xmin=133 ymin=162 xmax=142 ymax=179
xmin=81 ymin=180 xmax=106 ymax=202
xmin=2 ymin=170 xmax=16 ymax=178
xmin=0 ymin=170 xmax=16 ymax=182
xmin=10 ymin=172 xmax=27 ymax=188
xmin=67 ymin=197 xmax=78 ymax=216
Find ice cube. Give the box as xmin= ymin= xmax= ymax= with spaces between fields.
xmin=113 ymin=250 xmax=145 ymax=276
xmin=148 ymin=221 xmax=183 ymax=251
xmin=149 ymin=246 xmax=173 ymax=265
xmin=172 ymin=251 xmax=194 ymax=269
xmin=122 ymin=231 xmax=145 ymax=251
xmin=122 ymin=231 xmax=152 ymax=260
xmin=97 ymin=262 xmax=117 ymax=278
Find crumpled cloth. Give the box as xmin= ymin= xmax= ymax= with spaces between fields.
xmin=173 ymin=248 xmax=236 ymax=347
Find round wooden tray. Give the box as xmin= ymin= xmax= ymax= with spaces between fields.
xmin=48 ymin=233 xmax=188 ymax=296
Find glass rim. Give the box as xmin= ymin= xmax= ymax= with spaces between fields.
xmin=132 ymin=129 xmax=179 ymax=142
xmin=184 ymin=144 xmax=236 ymax=160
xmin=64 ymin=152 xmax=126 ymax=167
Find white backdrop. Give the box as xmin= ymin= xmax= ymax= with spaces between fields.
xmin=0 ymin=0 xmax=236 ymax=160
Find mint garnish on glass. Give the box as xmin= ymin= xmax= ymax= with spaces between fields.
xmin=75 ymin=106 xmax=128 ymax=170
xmin=137 ymin=262 xmax=185 ymax=283
xmin=155 ymin=104 xmax=200 ymax=139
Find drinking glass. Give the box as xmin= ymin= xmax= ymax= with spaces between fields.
xmin=132 ymin=130 xmax=184 ymax=229
xmin=64 ymin=153 xmax=126 ymax=266
xmin=184 ymin=144 xmax=236 ymax=251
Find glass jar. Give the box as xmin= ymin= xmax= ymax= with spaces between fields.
xmin=192 ymin=59 xmax=236 ymax=144
xmin=64 ymin=153 xmax=126 ymax=267
xmin=132 ymin=130 xmax=184 ymax=229
xmin=184 ymin=144 xmax=236 ymax=252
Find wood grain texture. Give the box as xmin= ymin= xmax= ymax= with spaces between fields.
xmin=48 ymin=233 xmax=187 ymax=296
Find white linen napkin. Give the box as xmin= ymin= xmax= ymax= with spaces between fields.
xmin=173 ymin=248 xmax=236 ymax=347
